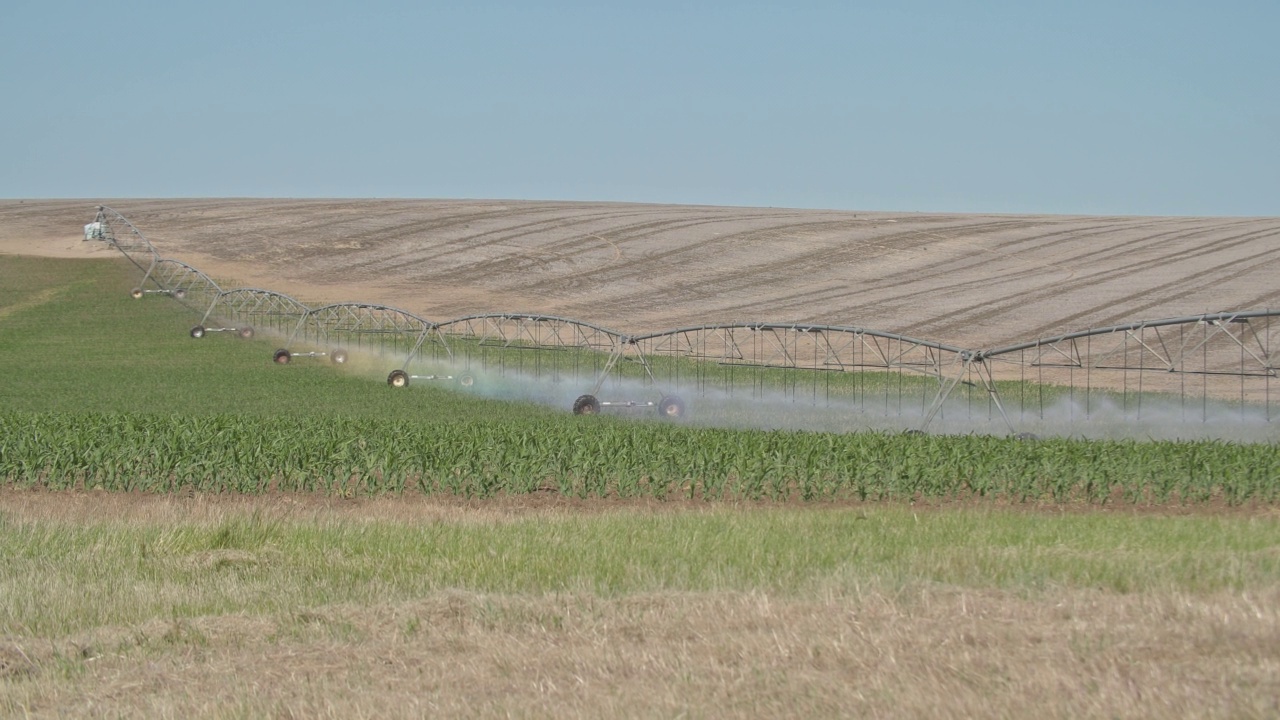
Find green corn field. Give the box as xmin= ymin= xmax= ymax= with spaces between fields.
xmin=3 ymin=411 xmax=1279 ymax=504
xmin=1 ymin=255 xmax=1278 ymax=505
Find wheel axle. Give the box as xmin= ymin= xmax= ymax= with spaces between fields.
xmin=190 ymin=325 xmax=254 ymax=339
xmin=273 ymin=348 xmax=348 ymax=365
xmin=130 ymin=287 xmax=187 ymax=300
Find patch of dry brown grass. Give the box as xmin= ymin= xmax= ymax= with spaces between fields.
xmin=4 ymin=588 xmax=1278 ymax=719
xmin=0 ymin=487 xmax=714 ymax=527
xmin=3 ymin=490 xmax=1278 ymax=718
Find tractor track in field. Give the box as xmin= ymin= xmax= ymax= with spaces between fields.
xmin=2 ymin=199 xmax=1278 ymax=347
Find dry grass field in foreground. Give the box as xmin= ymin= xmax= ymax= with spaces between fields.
xmin=3 ymin=492 xmax=1278 ymax=719
xmin=4 ymin=199 xmax=1280 ymax=346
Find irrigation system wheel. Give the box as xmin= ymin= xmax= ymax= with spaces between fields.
xmin=130 ymin=288 xmax=143 ymax=299
xmin=238 ymin=326 xmax=254 ymax=340
xmin=173 ymin=288 xmax=187 ymax=300
xmin=459 ymin=374 xmax=475 ymax=388
xmin=657 ymin=395 xmax=686 ymax=419
xmin=387 ymin=369 xmax=409 ymax=388
xmin=273 ymin=348 xmax=292 ymax=365
xmin=331 ymin=349 xmax=348 ymax=365
xmin=573 ymin=394 xmax=601 ymax=415
xmin=189 ymin=325 xmax=205 ymax=339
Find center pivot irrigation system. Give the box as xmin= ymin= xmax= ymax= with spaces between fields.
xmin=89 ymin=208 xmax=278 ymax=342
xmin=429 ymin=313 xmax=685 ymax=417
xmin=86 ymin=206 xmax=1280 ymax=438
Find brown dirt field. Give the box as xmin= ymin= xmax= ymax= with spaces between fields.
xmin=4 ymin=487 xmax=1278 ymax=522
xmin=4 ymin=199 xmax=1279 ymax=347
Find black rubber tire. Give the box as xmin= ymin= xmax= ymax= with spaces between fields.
xmin=904 ymin=428 xmax=926 ymax=436
xmin=573 ymin=394 xmax=601 ymax=416
xmin=238 ymin=326 xmax=254 ymax=340
xmin=273 ymin=348 xmax=292 ymax=365
xmin=657 ymin=395 xmax=686 ymax=419
xmin=387 ymin=370 xmax=409 ymax=388
xmin=130 ymin=288 xmax=143 ymax=299
xmin=331 ymin=349 xmax=348 ymax=365
xmin=458 ymin=374 xmax=475 ymax=388
xmin=172 ymin=288 xmax=187 ymax=300
xmin=190 ymin=325 xmax=205 ymax=339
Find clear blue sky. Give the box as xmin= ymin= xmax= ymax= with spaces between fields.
xmin=3 ymin=1 xmax=1277 ymax=215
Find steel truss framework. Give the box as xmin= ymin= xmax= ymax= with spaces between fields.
xmin=917 ymin=312 xmax=1280 ymax=432
xmin=141 ymin=258 xmax=222 ymax=308
xmin=92 ymin=206 xmax=158 ymax=270
xmin=411 ymin=314 xmax=631 ymax=389
xmin=91 ymin=207 xmax=1280 ymax=434
xmin=981 ymin=312 xmax=1280 ymax=377
xmin=435 ymin=313 xmax=625 ymax=353
xmin=288 ymin=302 xmax=451 ymax=358
xmin=92 ymin=207 xmax=220 ymax=312
xmin=199 ymin=288 xmax=310 ymax=334
xmin=634 ymin=323 xmax=963 ymax=375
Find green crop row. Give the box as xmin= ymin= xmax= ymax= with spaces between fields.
xmin=4 ymin=411 xmax=1278 ymax=504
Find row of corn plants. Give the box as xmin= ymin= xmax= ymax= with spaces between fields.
xmin=3 ymin=411 xmax=1278 ymax=504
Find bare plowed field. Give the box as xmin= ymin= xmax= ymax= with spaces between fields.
xmin=4 ymin=199 xmax=1279 ymax=346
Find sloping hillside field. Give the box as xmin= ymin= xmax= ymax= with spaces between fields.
xmin=7 ymin=199 xmax=1280 ymax=343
